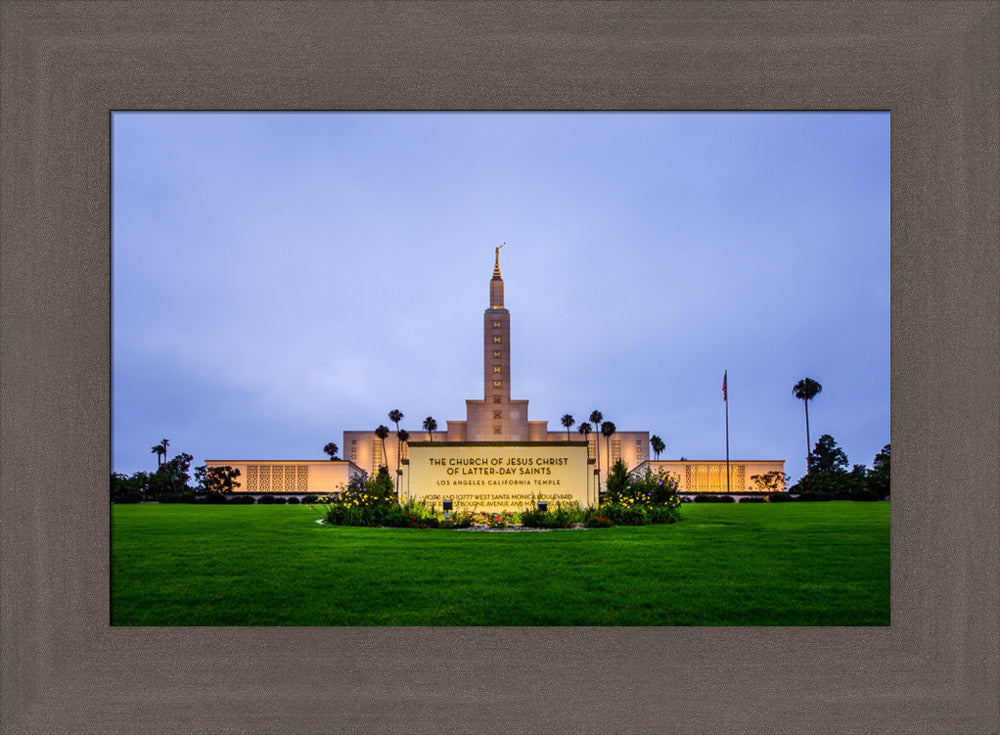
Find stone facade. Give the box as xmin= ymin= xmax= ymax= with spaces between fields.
xmin=202 ymin=459 xmax=364 ymax=495
xmin=633 ymin=460 xmax=787 ymax=494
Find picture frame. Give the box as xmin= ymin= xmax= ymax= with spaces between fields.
xmin=2 ymin=2 xmax=996 ymax=732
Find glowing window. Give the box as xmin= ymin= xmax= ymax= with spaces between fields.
xmin=493 ymin=321 xmax=501 ymax=328
xmin=493 ymin=351 xmax=502 ymax=359
xmin=493 ymin=380 xmax=502 ymax=388
xmin=493 ymin=366 xmax=501 ymax=373
xmin=493 ymin=336 xmax=501 ymax=344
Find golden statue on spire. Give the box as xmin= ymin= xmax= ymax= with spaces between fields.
xmin=493 ymin=242 xmax=504 ymax=277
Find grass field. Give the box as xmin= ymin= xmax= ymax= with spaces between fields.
xmin=111 ymin=502 xmax=890 ymax=626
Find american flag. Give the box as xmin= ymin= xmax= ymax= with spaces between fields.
xmin=722 ymin=370 xmax=727 ymax=402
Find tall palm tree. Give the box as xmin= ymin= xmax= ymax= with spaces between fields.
xmin=560 ymin=414 xmax=575 ymax=440
xmin=151 ymin=442 xmax=165 ymax=467
xmin=374 ymin=425 xmax=390 ymax=468
xmin=388 ymin=409 xmax=404 ymax=480
xmin=601 ymin=421 xmax=617 ymax=471
xmin=397 ymin=429 xmax=411 ymax=499
xmin=589 ymin=410 xmax=603 ymax=484
xmin=577 ymin=422 xmax=593 ymax=503
xmin=650 ymin=434 xmax=665 ymax=460
xmin=323 ymin=442 xmax=339 ymax=460
xmin=793 ymin=378 xmax=823 ymax=470
xmin=422 ymin=416 xmax=437 ymax=442
xmin=389 ymin=409 xmax=403 ymax=433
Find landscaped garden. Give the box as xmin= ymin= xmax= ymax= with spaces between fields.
xmin=111 ymin=500 xmax=890 ymax=626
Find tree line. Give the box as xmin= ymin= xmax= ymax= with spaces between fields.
xmin=112 ymin=441 xmax=240 ymax=502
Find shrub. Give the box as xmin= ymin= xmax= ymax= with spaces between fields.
xmin=229 ymin=494 xmax=256 ymax=504
xmin=202 ymin=493 xmax=229 ymax=504
xmin=767 ymin=492 xmax=794 ymax=502
xmin=738 ymin=496 xmax=767 ymax=503
xmin=440 ymin=509 xmax=475 ymax=529
xmin=163 ymin=492 xmax=191 ymax=503
xmin=302 ymin=495 xmax=319 ymax=503
xmin=159 ymin=492 xmax=197 ymax=503
xmin=645 ymin=505 xmax=681 ymax=524
xmin=693 ymin=494 xmax=735 ymax=503
xmin=381 ymin=498 xmax=439 ymax=528
xmin=599 ymin=465 xmax=681 ymax=521
xmin=325 ymin=502 xmax=386 ymax=527
xmin=257 ymin=495 xmax=288 ymax=504
xmin=595 ymin=503 xmax=648 ymax=526
xmin=323 ymin=472 xmax=398 ymax=526
xmin=112 ymin=489 xmax=143 ymax=503
xmin=285 ymin=496 xmax=300 ymax=504
xmin=603 ymin=459 xmax=632 ymax=502
xmin=520 ymin=502 xmax=582 ymax=528
xmin=369 ymin=466 xmax=396 ymax=502
xmin=584 ymin=511 xmax=614 ymax=528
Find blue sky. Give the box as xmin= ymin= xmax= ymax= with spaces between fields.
xmin=112 ymin=111 xmax=889 ymax=482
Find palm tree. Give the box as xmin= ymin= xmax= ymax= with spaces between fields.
xmin=650 ymin=434 xmax=665 ymax=460
xmin=589 ymin=410 xmax=603 ymax=483
xmin=388 ymin=409 xmax=403 ymax=432
xmin=422 ymin=416 xmax=437 ymax=442
xmin=577 ymin=422 xmax=593 ymax=502
xmin=560 ymin=414 xmax=575 ymax=440
xmin=151 ymin=438 xmax=169 ymax=467
xmin=601 ymin=421 xmax=617 ymax=473
xmin=388 ymin=409 xmax=404 ymax=480
xmin=397 ymin=429 xmax=411 ymax=499
xmin=323 ymin=442 xmax=339 ymax=460
xmin=375 ymin=425 xmax=390 ymax=468
xmin=793 ymin=378 xmax=823 ymax=470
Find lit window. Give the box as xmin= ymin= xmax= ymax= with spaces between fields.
xmin=493 ymin=351 xmax=502 ymax=359
xmin=493 ymin=380 xmax=502 ymax=388
xmin=493 ymin=366 xmax=501 ymax=373
xmin=493 ymin=321 xmax=501 ymax=328
xmin=493 ymin=336 xmax=502 ymax=343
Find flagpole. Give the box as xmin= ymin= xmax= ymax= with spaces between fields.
xmin=724 ymin=370 xmax=731 ymax=495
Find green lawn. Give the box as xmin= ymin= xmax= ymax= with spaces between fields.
xmin=111 ymin=502 xmax=890 ymax=626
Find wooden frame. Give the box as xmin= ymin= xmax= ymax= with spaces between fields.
xmin=2 ymin=2 xmax=997 ymax=732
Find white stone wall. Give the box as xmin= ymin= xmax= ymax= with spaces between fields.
xmin=203 ymin=459 xmax=363 ymax=494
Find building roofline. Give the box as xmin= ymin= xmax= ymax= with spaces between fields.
xmin=637 ymin=459 xmax=786 ymax=463
xmin=405 ymin=441 xmax=590 ymax=447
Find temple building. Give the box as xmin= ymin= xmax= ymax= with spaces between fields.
xmin=342 ymin=245 xmax=650 ymax=496
xmin=207 ymin=246 xmax=783 ymax=499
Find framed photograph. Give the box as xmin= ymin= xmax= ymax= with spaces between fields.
xmin=3 ymin=2 xmax=997 ymax=733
